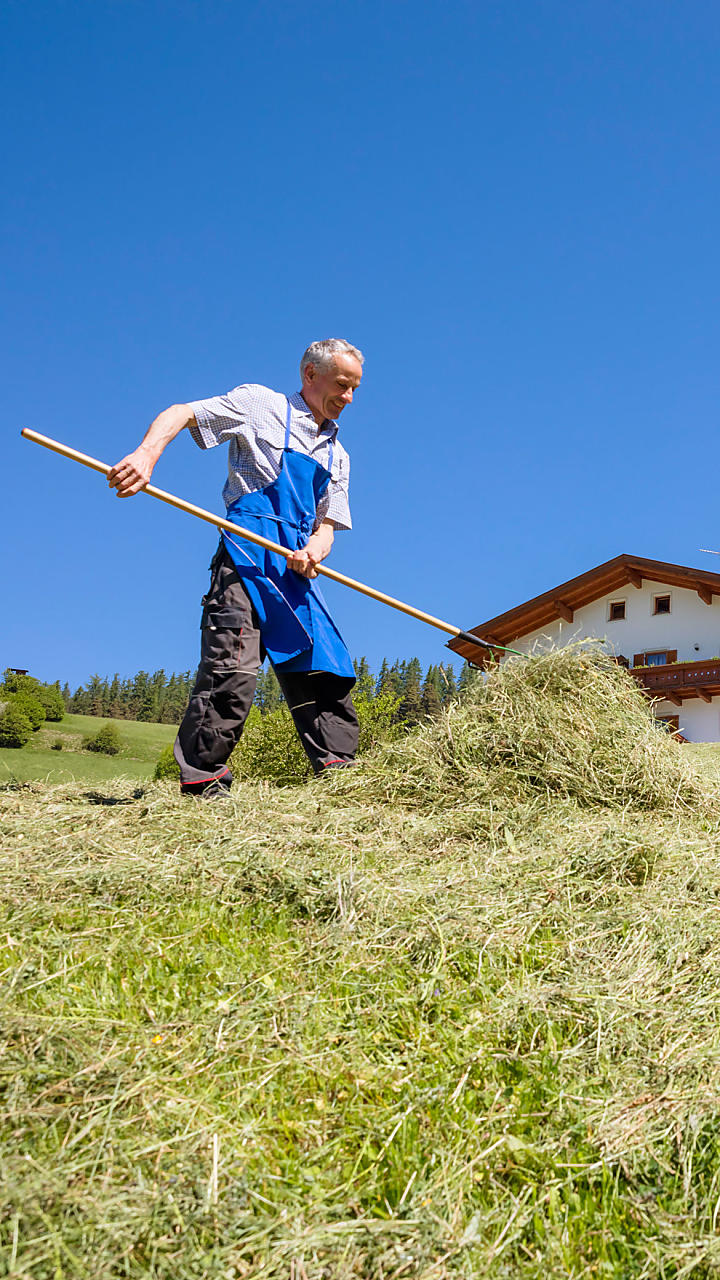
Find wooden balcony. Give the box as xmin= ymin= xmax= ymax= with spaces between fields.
xmin=630 ymin=658 xmax=720 ymax=705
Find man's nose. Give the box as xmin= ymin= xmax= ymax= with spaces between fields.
xmin=342 ymin=388 xmax=353 ymax=404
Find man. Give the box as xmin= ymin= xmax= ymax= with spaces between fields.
xmin=108 ymin=338 xmax=364 ymax=796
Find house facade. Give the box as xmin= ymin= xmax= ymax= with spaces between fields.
xmin=449 ymin=554 xmax=720 ymax=742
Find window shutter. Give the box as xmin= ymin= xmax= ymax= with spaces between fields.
xmin=666 ymin=650 xmax=677 ymax=664
xmin=633 ymin=653 xmax=645 ymax=666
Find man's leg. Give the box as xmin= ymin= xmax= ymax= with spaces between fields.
xmin=174 ymin=544 xmax=262 ymax=794
xmin=275 ymin=669 xmax=359 ymax=775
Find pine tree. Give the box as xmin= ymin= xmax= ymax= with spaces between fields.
xmin=137 ymin=687 xmax=159 ymax=722
xmin=377 ymin=659 xmax=403 ymax=698
xmin=438 ymin=662 xmax=458 ymax=706
xmin=421 ymin=666 xmax=443 ymax=718
xmin=458 ymin=662 xmax=482 ymax=699
xmin=85 ymin=674 xmax=105 ymax=717
xmin=263 ymin=665 xmax=283 ymax=713
xmin=399 ymin=657 xmax=423 ymax=725
xmin=353 ymin=656 xmax=375 ymax=702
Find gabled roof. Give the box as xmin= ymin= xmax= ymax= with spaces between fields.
xmin=449 ymin=554 xmax=720 ymax=663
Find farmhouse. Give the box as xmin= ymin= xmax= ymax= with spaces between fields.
xmin=450 ymin=554 xmax=720 ymax=742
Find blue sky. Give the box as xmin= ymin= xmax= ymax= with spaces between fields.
xmin=4 ymin=0 xmax=720 ymax=689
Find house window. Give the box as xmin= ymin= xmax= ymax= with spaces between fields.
xmin=653 ymin=594 xmax=671 ymax=615
xmin=608 ymin=600 xmax=626 ymax=621
xmin=633 ymin=650 xmax=677 ymax=667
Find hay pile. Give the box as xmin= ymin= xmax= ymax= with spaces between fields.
xmin=342 ymin=645 xmax=700 ymax=812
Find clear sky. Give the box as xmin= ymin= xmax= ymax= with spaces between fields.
xmin=4 ymin=0 xmax=720 ymax=689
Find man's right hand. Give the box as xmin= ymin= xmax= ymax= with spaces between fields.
xmin=108 ymin=446 xmax=156 ymax=497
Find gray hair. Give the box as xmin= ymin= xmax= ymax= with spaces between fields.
xmin=300 ymin=338 xmax=364 ymax=380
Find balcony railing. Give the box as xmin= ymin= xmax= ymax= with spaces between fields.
xmin=631 ymin=659 xmax=720 ymax=693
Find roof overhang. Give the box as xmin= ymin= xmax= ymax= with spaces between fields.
xmin=449 ymin=554 xmax=720 ymax=664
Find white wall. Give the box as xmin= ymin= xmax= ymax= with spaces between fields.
xmin=653 ymin=697 xmax=720 ymax=741
xmin=504 ymin=578 xmax=720 ymax=741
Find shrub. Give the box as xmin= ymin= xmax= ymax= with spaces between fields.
xmin=84 ymin=723 xmax=121 ymax=755
xmin=51 ymin=739 xmax=64 ymax=751
xmin=1 ymin=673 xmax=64 ymax=722
xmin=0 ymin=704 xmax=33 ymax=748
xmin=356 ymin=691 xmax=403 ymax=752
xmin=154 ymin=743 xmax=180 ymax=780
xmin=34 ymin=685 xmax=65 ymax=721
xmin=229 ymin=691 xmax=405 ymax=785
xmin=230 ymin=705 xmax=309 ymax=784
xmin=11 ymin=692 xmax=46 ymax=731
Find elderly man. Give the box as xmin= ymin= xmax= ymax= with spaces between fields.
xmin=108 ymin=338 xmax=364 ymax=796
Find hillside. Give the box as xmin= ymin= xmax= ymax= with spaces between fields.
xmin=3 ymin=649 xmax=720 ymax=1278
xmin=0 ymin=713 xmax=176 ymax=784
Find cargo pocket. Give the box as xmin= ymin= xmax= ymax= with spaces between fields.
xmin=200 ymin=606 xmax=246 ymax=671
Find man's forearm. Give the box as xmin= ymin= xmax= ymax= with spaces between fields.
xmin=305 ymin=520 xmax=335 ymax=563
xmin=108 ymin=403 xmax=196 ymax=497
xmin=138 ymin=404 xmax=197 ymax=465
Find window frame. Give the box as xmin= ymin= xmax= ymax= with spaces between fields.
xmin=653 ymin=593 xmax=672 ymax=616
xmin=608 ymin=599 xmax=626 ymax=622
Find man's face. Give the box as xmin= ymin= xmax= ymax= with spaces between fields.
xmin=302 ymin=353 xmax=363 ymax=424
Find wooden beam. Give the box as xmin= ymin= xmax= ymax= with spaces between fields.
xmin=665 ymin=692 xmax=682 ymax=706
xmin=552 ymin=599 xmax=574 ymax=623
xmin=627 ymin=568 xmax=643 ymax=589
xmin=697 ymin=583 xmax=713 ymax=605
xmin=697 ymin=688 xmax=712 ymax=703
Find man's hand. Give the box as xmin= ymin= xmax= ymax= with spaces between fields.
xmin=287 ymin=547 xmax=321 ymax=578
xmin=287 ymin=521 xmax=335 ymax=579
xmin=107 ymin=404 xmax=196 ymax=498
xmin=108 ymin=445 xmax=156 ymax=497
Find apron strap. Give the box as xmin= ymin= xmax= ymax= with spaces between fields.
xmin=285 ymin=396 xmax=335 ymax=475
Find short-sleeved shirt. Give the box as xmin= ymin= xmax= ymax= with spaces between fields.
xmin=188 ymin=385 xmax=351 ymax=531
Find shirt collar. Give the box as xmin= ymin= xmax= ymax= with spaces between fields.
xmin=289 ymin=391 xmax=339 ymax=439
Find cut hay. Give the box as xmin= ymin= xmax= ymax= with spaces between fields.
xmin=339 ymin=644 xmax=702 ymax=812
xmin=2 ymin=648 xmax=720 ymax=1279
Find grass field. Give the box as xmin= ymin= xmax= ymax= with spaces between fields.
xmin=4 ymin=652 xmax=720 ymax=1278
xmin=0 ymin=713 xmax=176 ymax=784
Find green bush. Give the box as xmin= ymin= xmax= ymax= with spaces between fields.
xmin=154 ymin=743 xmax=180 ymax=780
xmin=10 ymin=692 xmax=46 ymax=731
xmin=51 ymin=739 xmax=64 ymax=751
xmin=34 ymin=684 xmax=65 ymax=721
xmin=228 ymin=691 xmax=404 ymax=785
xmin=0 ymin=704 xmax=33 ymax=748
xmin=1 ymin=673 xmax=64 ymax=723
xmin=230 ymin=705 xmax=309 ymax=784
xmin=356 ymin=691 xmax=403 ymax=752
xmin=84 ymin=723 xmax=121 ymax=755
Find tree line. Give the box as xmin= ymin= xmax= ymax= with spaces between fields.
xmin=65 ymin=657 xmax=481 ymax=726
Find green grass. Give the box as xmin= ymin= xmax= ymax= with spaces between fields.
xmin=0 ymin=713 xmax=176 ymax=784
xmin=3 ymin=651 xmax=720 ymax=1278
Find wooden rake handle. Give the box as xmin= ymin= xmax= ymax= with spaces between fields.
xmin=21 ymin=427 xmax=496 ymax=653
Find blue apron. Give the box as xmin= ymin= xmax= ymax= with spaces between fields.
xmin=221 ymin=399 xmax=355 ymax=679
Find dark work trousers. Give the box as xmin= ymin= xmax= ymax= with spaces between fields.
xmin=174 ymin=543 xmax=359 ymax=787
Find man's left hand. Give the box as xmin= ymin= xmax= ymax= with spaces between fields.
xmin=287 ymin=548 xmax=320 ymax=579
xmin=287 ymin=522 xmax=335 ymax=579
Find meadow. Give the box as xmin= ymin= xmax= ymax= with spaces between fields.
xmin=0 ymin=714 xmax=176 ymax=785
xmin=3 ymin=650 xmax=720 ymax=1278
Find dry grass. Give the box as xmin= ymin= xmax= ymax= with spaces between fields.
xmin=2 ymin=649 xmax=720 ymax=1278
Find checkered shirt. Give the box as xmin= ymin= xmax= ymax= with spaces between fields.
xmin=188 ymin=385 xmax=351 ymax=531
